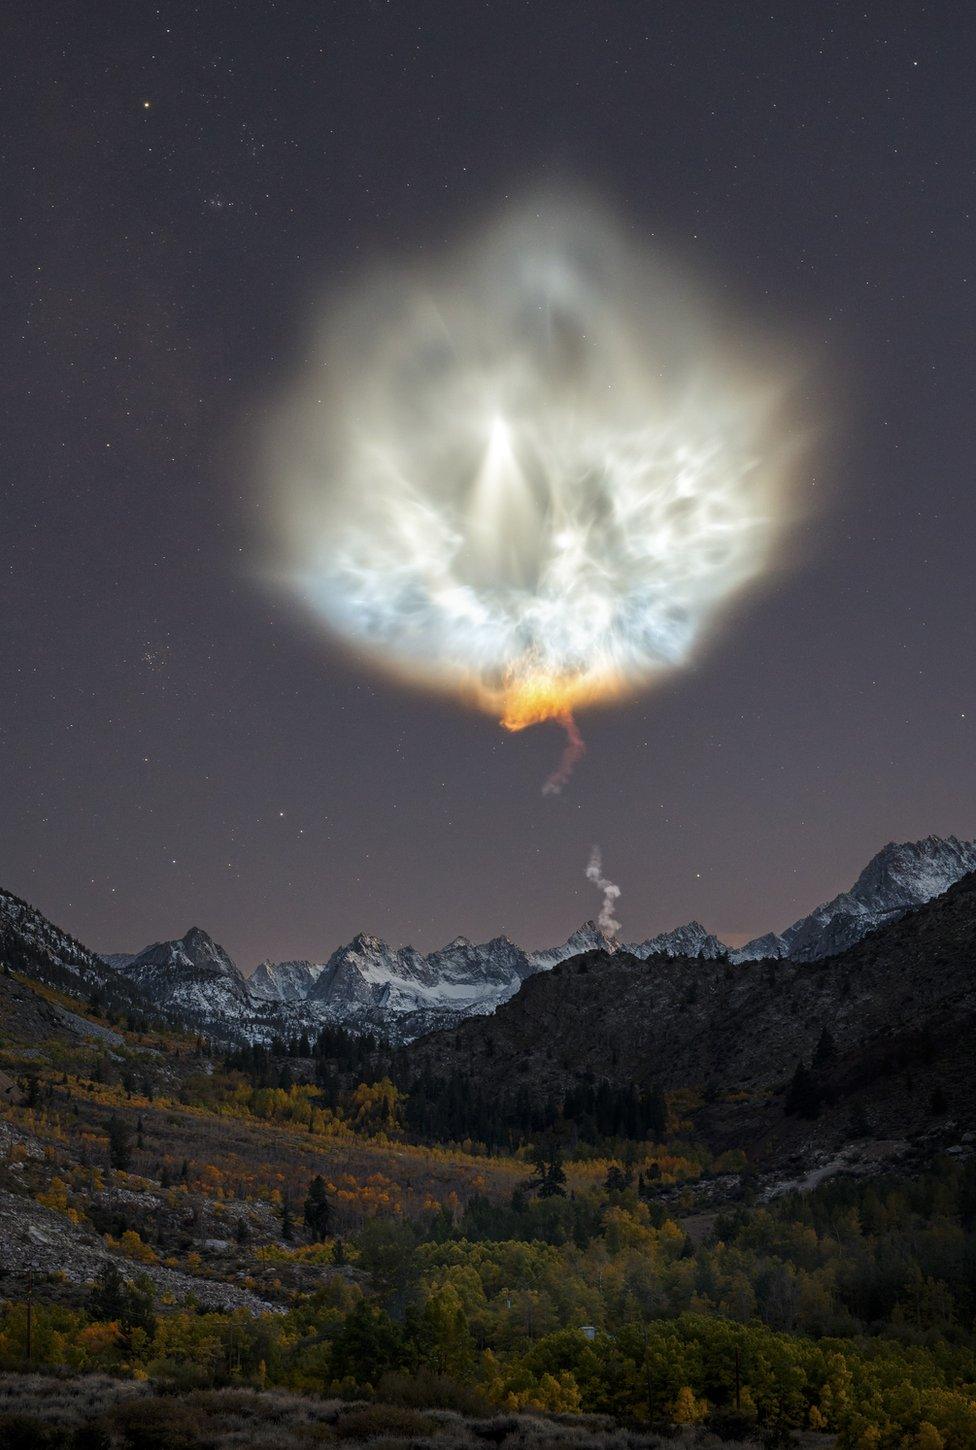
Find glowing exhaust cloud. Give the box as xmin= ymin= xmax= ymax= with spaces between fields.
xmin=266 ymin=194 xmax=804 ymax=789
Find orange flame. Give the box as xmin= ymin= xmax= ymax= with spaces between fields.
xmin=490 ymin=666 xmax=621 ymax=794
xmin=500 ymin=677 xmax=579 ymax=732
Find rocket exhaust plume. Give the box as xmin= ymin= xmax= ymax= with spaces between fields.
xmin=541 ymin=712 xmax=585 ymax=796
xmin=263 ymin=191 xmax=807 ymax=789
xmin=586 ymin=846 xmax=621 ymax=935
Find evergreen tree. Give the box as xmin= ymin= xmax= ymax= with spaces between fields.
xmin=88 ymin=1263 xmax=156 ymax=1336
xmin=530 ymin=1144 xmax=567 ymax=1198
xmin=813 ymin=1026 xmax=837 ymax=1068
xmin=303 ymin=1174 xmax=332 ymax=1241
xmin=605 ymin=1163 xmax=629 ymax=1194
xmin=107 ymin=1116 xmax=133 ymax=1170
xmin=785 ymin=1061 xmax=821 ymax=1119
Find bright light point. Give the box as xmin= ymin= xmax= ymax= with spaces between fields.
xmin=266 ymin=193 xmax=807 ymax=753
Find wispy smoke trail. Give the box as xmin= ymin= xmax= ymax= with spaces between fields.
xmin=586 ymin=846 xmax=621 ymax=935
xmin=542 ymin=712 xmax=586 ymax=796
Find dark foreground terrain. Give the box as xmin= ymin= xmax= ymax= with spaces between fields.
xmin=0 ymin=876 xmax=974 ymax=1446
xmin=0 ymin=1375 xmax=792 ymax=1450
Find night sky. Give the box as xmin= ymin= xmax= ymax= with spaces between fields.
xmin=4 ymin=2 xmax=974 ymax=969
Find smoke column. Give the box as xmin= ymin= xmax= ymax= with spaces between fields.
xmin=586 ymin=846 xmax=621 ymax=934
xmin=542 ymin=712 xmax=586 ymax=796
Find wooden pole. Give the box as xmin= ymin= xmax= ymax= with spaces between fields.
xmin=734 ymin=1344 xmax=741 ymax=1411
xmin=26 ymin=1268 xmax=33 ymax=1365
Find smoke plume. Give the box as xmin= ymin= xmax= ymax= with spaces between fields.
xmin=542 ymin=712 xmax=586 ymax=796
xmin=586 ymin=846 xmax=621 ymax=935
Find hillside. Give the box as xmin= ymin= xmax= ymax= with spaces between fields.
xmin=406 ymin=870 xmax=976 ymax=1171
xmin=0 ymin=882 xmax=975 ymax=1445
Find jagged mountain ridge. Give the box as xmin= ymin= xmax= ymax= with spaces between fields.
xmin=625 ymin=920 xmax=728 ymax=961
xmin=114 ymin=926 xmax=254 ymax=1027
xmin=5 ymin=833 xmax=974 ymax=1047
xmin=406 ymin=868 xmax=976 ymax=1163
xmin=732 ymin=834 xmax=976 ymax=962
xmin=248 ymin=959 xmax=326 ymax=1003
xmin=246 ymin=833 xmax=976 ymax=1040
xmin=0 ymin=888 xmax=146 ymax=1014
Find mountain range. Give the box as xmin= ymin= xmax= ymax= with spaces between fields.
xmin=3 ymin=833 xmax=974 ymax=1047
xmin=406 ymin=861 xmax=976 ymax=1172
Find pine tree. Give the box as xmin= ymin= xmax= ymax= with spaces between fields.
xmin=813 ymin=1026 xmax=837 ymax=1068
xmin=605 ymin=1164 xmax=628 ymax=1194
xmin=303 ymin=1174 xmax=332 ymax=1241
xmin=107 ymin=1116 xmax=133 ymax=1170
xmin=785 ymin=1061 xmax=821 ymax=1119
xmin=530 ymin=1145 xmax=567 ymax=1199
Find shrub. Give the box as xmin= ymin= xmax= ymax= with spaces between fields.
xmin=0 ymin=1414 xmax=71 ymax=1450
xmin=109 ymin=1397 xmax=202 ymax=1450
xmin=378 ymin=1370 xmax=491 ymax=1415
xmin=334 ymin=1405 xmax=437 ymax=1439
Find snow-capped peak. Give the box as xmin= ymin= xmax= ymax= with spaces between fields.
xmin=529 ymin=920 xmax=620 ymax=972
xmin=248 ymin=958 xmax=326 ymax=1004
xmin=735 ymin=834 xmax=976 ymax=964
xmin=625 ymin=920 xmax=729 ymax=961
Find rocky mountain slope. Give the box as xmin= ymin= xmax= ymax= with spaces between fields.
xmin=625 ymin=920 xmax=728 ymax=961
xmin=5 ymin=833 xmax=974 ymax=1047
xmin=247 ymin=958 xmax=326 ymax=1003
xmin=306 ymin=931 xmax=534 ymax=1038
xmin=732 ymin=834 xmax=976 ymax=962
xmin=406 ymin=870 xmax=976 ymax=1165
xmin=0 ymin=888 xmax=147 ymax=1015
xmin=113 ymin=926 xmax=255 ymax=1028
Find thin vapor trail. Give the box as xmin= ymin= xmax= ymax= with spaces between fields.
xmin=542 ymin=712 xmax=586 ymax=796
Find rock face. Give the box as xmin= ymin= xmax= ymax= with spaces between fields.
xmin=306 ymin=931 xmax=533 ymax=1037
xmin=529 ymin=921 xmax=619 ymax=972
xmin=733 ymin=835 xmax=976 ymax=962
xmin=626 ymin=920 xmax=728 ymax=961
xmin=0 ymin=888 xmax=143 ymax=1011
xmin=730 ymin=932 xmax=788 ymax=962
xmin=248 ymin=959 xmax=326 ymax=1003
xmin=101 ymin=952 xmax=138 ymax=972
xmin=116 ymin=926 xmax=253 ymax=1027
